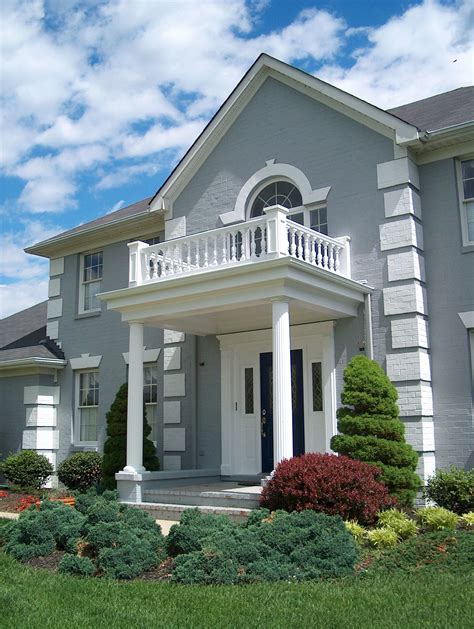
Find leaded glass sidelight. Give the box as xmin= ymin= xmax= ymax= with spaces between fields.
xmin=312 ymin=362 xmax=323 ymax=412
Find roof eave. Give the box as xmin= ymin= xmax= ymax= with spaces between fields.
xmin=0 ymin=357 xmax=67 ymax=373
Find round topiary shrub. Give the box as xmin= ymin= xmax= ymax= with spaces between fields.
xmin=330 ymin=355 xmax=420 ymax=506
xmin=425 ymin=466 xmax=474 ymax=515
xmin=260 ymin=452 xmax=395 ymax=525
xmin=0 ymin=450 xmax=53 ymax=489
xmin=57 ymin=452 xmax=103 ymax=491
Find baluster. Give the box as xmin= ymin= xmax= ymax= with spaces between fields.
xmin=212 ymin=236 xmax=218 ymax=265
xmin=334 ymin=245 xmax=340 ymax=273
xmin=328 ymin=243 xmax=335 ymax=271
xmin=204 ymin=238 xmax=209 ymax=267
xmin=239 ymin=230 xmax=246 ymax=261
xmin=297 ymin=229 xmax=303 ymax=259
xmin=261 ymin=225 xmax=267 ymax=257
xmin=289 ymin=226 xmax=297 ymax=256
xmin=144 ymin=253 xmax=150 ymax=280
xmin=310 ymin=236 xmax=316 ymax=265
xmin=250 ymin=227 xmax=256 ymax=258
xmin=161 ymin=246 xmax=168 ymax=277
xmin=316 ymin=239 xmax=322 ymax=266
xmin=323 ymin=242 xmax=329 ymax=269
xmin=185 ymin=243 xmax=191 ymax=270
xmin=230 ymin=232 xmax=237 ymax=262
xmin=222 ymin=234 xmax=227 ymax=265
xmin=150 ymin=253 xmax=156 ymax=279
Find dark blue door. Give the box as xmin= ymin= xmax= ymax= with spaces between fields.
xmin=260 ymin=349 xmax=305 ymax=473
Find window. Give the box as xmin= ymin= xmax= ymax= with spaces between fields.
xmin=244 ymin=367 xmax=254 ymax=415
xmin=144 ymin=364 xmax=158 ymax=443
xmin=311 ymin=362 xmax=323 ymax=412
xmin=249 ymin=180 xmax=328 ymax=234
xmin=80 ymin=251 xmax=103 ymax=312
xmin=458 ymin=158 xmax=474 ymax=246
xmin=76 ymin=371 xmax=99 ymax=443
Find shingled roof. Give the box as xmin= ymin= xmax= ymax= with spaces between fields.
xmin=387 ymin=86 xmax=474 ymax=132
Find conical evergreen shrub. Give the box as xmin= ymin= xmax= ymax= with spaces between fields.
xmin=102 ymin=383 xmax=160 ymax=489
xmin=330 ymin=355 xmax=420 ymax=506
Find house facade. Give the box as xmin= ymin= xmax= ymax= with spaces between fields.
xmin=1 ymin=55 xmax=473 ymax=502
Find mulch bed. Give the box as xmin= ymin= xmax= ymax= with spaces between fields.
xmin=0 ymin=491 xmax=35 ymax=513
xmin=25 ymin=550 xmax=65 ymax=572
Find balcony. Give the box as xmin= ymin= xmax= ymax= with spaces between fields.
xmin=128 ymin=206 xmax=352 ymax=288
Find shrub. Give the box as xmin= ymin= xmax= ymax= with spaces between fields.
xmin=57 ymin=452 xmax=102 ymax=491
xmin=344 ymin=521 xmax=366 ymax=545
xmin=377 ymin=509 xmax=418 ymax=539
xmin=102 ymin=383 xmax=159 ymax=489
xmin=366 ymin=528 xmax=399 ymax=549
xmin=260 ymin=453 xmax=395 ymax=525
xmin=172 ymin=510 xmax=359 ymax=585
xmin=5 ymin=500 xmax=86 ymax=561
xmin=417 ymin=507 xmax=459 ymax=531
xmin=59 ymin=554 xmax=95 ymax=577
xmin=74 ymin=487 xmax=118 ymax=514
xmin=0 ymin=450 xmax=53 ymax=489
xmin=330 ymin=356 xmax=420 ymax=506
xmin=167 ymin=509 xmax=237 ymax=557
xmin=97 ymin=529 xmax=163 ymax=579
xmin=365 ymin=530 xmax=474 ymax=576
xmin=460 ymin=512 xmax=474 ymax=529
xmin=425 ymin=467 xmax=474 ymax=515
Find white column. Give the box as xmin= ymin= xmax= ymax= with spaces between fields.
xmin=272 ymin=299 xmax=293 ymax=466
xmin=124 ymin=321 xmax=145 ymax=473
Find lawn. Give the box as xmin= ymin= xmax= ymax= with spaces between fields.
xmin=0 ymin=551 xmax=472 ymax=629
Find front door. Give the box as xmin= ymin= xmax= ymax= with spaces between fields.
xmin=260 ymin=349 xmax=305 ymax=473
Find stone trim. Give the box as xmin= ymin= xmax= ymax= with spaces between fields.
xmin=46 ymin=320 xmax=59 ymax=340
xmin=163 ymin=455 xmax=182 ymax=470
xmin=24 ymin=386 xmax=60 ymax=405
xmin=386 ymin=350 xmax=431 ymax=382
xmin=396 ymin=382 xmax=433 ymax=417
xmin=49 ymin=257 xmax=64 ymax=277
xmin=70 ymin=353 xmax=102 ymax=369
xmin=383 ymin=283 xmax=427 ymax=316
xmin=163 ymin=374 xmax=186 ymax=397
xmin=377 ymin=157 xmax=420 ymax=190
xmin=390 ymin=316 xmax=429 ymax=349
xmin=387 ymin=250 xmax=425 ymax=282
xmin=379 ymin=216 xmax=423 ymax=251
xmin=48 ymin=278 xmax=61 ymax=298
xmin=164 ymin=329 xmax=185 ymax=344
xmin=163 ymin=427 xmax=186 ymax=451
xmin=384 ymin=186 xmax=421 ymax=219
xmin=163 ymin=401 xmax=181 ymax=424
xmin=164 ymin=347 xmax=181 ymax=371
xmin=122 ymin=347 xmax=161 ymax=364
xmin=47 ymin=298 xmax=63 ymax=319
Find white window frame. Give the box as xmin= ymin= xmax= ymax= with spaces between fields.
xmin=247 ymin=178 xmax=328 ymax=235
xmin=79 ymin=250 xmax=103 ymax=314
xmin=144 ymin=363 xmax=159 ymax=445
xmin=74 ymin=369 xmax=99 ymax=446
xmin=456 ymin=156 xmax=474 ymax=247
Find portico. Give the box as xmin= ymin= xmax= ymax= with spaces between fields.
xmin=99 ymin=205 xmax=371 ymax=501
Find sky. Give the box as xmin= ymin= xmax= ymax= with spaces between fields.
xmin=1 ymin=0 xmax=473 ymax=319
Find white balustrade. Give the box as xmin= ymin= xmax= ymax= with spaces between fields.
xmin=129 ymin=206 xmax=351 ymax=287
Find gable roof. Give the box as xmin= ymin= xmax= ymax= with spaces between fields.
xmin=0 ymin=301 xmax=47 ymax=348
xmin=388 ymin=86 xmax=474 ymax=132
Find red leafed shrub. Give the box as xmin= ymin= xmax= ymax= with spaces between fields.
xmin=0 ymin=491 xmax=8 ymax=498
xmin=260 ymin=453 xmax=396 ymax=525
xmin=15 ymin=495 xmax=40 ymax=512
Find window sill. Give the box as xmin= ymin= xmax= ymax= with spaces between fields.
xmin=71 ymin=444 xmax=99 ymax=452
xmin=461 ymin=244 xmax=474 ymax=253
xmin=75 ymin=310 xmax=102 ymax=320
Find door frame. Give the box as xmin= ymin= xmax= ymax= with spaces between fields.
xmin=218 ymin=321 xmax=336 ymax=476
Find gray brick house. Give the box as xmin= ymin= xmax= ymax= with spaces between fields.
xmin=1 ymin=55 xmax=473 ymax=503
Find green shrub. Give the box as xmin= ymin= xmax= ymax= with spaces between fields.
xmin=344 ymin=521 xmax=366 ymax=544
xmin=4 ymin=501 xmax=86 ymax=561
xmin=58 ymin=554 xmax=95 ymax=577
xmin=365 ymin=530 xmax=474 ymax=576
xmin=425 ymin=467 xmax=474 ymax=515
xmin=102 ymin=383 xmax=159 ymax=489
xmin=0 ymin=519 xmax=14 ymax=546
xmin=330 ymin=356 xmax=420 ymax=506
xmin=57 ymin=452 xmax=102 ymax=491
xmin=73 ymin=487 xmax=118 ymax=514
xmin=85 ymin=497 xmax=122 ymax=525
xmin=460 ymin=512 xmax=474 ymax=529
xmin=417 ymin=507 xmax=459 ymax=531
xmin=167 ymin=509 xmax=237 ymax=557
xmin=97 ymin=529 xmax=163 ymax=579
xmin=0 ymin=450 xmax=53 ymax=489
xmin=171 ymin=510 xmax=359 ymax=585
xmin=377 ymin=509 xmax=418 ymax=539
xmin=366 ymin=528 xmax=399 ymax=549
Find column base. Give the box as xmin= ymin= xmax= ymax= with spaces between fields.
xmin=122 ymin=465 xmax=146 ymax=474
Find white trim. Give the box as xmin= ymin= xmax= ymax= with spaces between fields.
xmin=48 ymin=278 xmax=61 ymax=298
xmin=24 ymin=385 xmax=60 ymax=405
xmin=70 ymin=353 xmax=102 ymax=369
xmin=47 ymin=298 xmax=63 ymax=319
xmin=78 ymin=250 xmax=103 ymax=315
xmin=218 ymin=321 xmax=336 ymax=475
xmin=0 ymin=358 xmax=65 ymax=376
xmin=455 ymin=156 xmax=474 ymax=247
xmin=74 ymin=369 xmax=100 ymax=447
xmin=49 ymin=257 xmax=64 ymax=276
xmin=220 ymin=161 xmax=330 ymax=225
xmin=377 ymin=157 xmax=420 ymax=191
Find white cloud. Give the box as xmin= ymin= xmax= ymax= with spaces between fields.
xmin=0 ymin=280 xmax=49 ymax=319
xmin=107 ymin=199 xmax=125 ymax=214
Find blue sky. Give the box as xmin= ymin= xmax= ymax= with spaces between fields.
xmin=1 ymin=0 xmax=473 ymax=317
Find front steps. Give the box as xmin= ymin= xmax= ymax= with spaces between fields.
xmin=123 ymin=500 xmax=254 ymax=523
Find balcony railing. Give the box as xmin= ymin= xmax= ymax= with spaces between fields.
xmin=128 ymin=205 xmax=351 ymax=287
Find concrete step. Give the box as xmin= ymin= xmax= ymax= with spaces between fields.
xmin=142 ymin=487 xmax=261 ymax=510
xmin=123 ymin=501 xmax=253 ymax=523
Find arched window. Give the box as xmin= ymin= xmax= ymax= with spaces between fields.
xmin=249 ymin=179 xmax=328 ymax=235
xmin=250 ymin=180 xmax=303 ymax=217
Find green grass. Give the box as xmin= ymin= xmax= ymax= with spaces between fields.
xmin=0 ymin=552 xmax=472 ymax=629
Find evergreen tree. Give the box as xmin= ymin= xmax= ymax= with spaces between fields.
xmin=102 ymin=383 xmax=160 ymax=489
xmin=330 ymin=355 xmax=420 ymax=506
